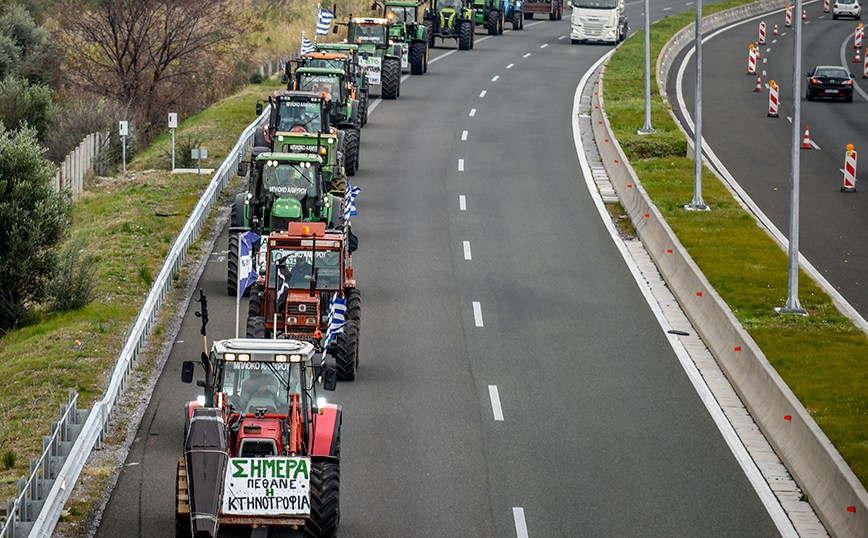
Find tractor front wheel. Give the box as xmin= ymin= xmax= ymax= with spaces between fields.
xmin=227 ymin=234 xmax=239 ymax=297
xmin=458 ymin=20 xmax=472 ymax=50
xmin=345 ymin=288 xmax=361 ymax=325
xmin=424 ymin=19 xmax=435 ymax=48
xmin=513 ymin=10 xmax=523 ymax=30
xmin=410 ymin=41 xmax=426 ymax=75
xmin=488 ymin=9 xmax=500 ymax=34
xmin=304 ymin=460 xmax=340 ymax=538
xmin=334 ymin=319 xmax=359 ymax=381
xmin=343 ymin=129 xmax=360 ymax=176
xmin=381 ymin=57 xmax=401 ymax=99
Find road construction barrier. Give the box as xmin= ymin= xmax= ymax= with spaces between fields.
xmin=863 ymin=51 xmax=868 ymax=78
xmin=768 ymin=80 xmax=779 ymax=116
xmin=824 ymin=0 xmax=829 ymax=12
xmin=754 ymin=73 xmax=763 ymax=91
xmin=843 ymin=144 xmax=857 ymax=192
xmin=759 ymin=21 xmax=766 ymax=44
xmin=786 ymin=4 xmax=792 ymax=25
xmin=856 ymin=24 xmax=864 ymax=49
xmin=802 ymin=126 xmax=812 ymax=149
xmin=748 ymin=44 xmax=757 ymax=74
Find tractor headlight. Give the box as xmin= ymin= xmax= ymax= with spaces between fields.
xmin=197 ymin=395 xmax=206 ymax=406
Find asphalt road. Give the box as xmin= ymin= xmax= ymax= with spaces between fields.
xmin=675 ymin=4 xmax=868 ymax=318
xmin=95 ymin=6 xmax=785 ymax=538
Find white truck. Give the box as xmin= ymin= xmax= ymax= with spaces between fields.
xmin=568 ymin=0 xmax=627 ymax=44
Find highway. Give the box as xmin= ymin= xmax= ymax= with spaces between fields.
xmin=674 ymin=4 xmax=868 ymax=319
xmin=95 ymin=5 xmax=787 ymax=538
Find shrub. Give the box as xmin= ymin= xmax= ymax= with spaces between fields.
xmin=46 ymin=235 xmax=97 ymax=313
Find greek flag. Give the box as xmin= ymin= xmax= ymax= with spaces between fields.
xmin=301 ymin=33 xmax=315 ymax=55
xmin=280 ymin=60 xmax=286 ymax=71
xmin=316 ymin=7 xmax=336 ymax=35
xmin=342 ymin=183 xmax=360 ymax=223
xmin=238 ymin=231 xmax=261 ymax=300
xmin=321 ymin=292 xmax=347 ymax=363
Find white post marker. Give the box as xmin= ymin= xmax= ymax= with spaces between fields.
xmin=842 ymin=144 xmax=857 ymax=192
xmin=192 ymin=148 xmax=208 ymax=189
xmin=168 ymin=112 xmax=178 ymax=170
xmin=119 ymin=120 xmax=128 ymax=174
xmin=768 ymin=80 xmax=779 ymax=117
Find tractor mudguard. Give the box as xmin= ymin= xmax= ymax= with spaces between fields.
xmin=309 ymin=403 xmax=342 ymax=457
xmin=233 ymin=193 xmax=247 ymax=227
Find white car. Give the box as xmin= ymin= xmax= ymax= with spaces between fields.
xmin=833 ymin=0 xmax=861 ymax=19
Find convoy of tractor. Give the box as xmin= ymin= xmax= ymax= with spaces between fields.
xmin=185 ymin=7 xmax=590 ymax=537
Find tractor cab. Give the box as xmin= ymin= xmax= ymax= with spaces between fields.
xmin=351 ymin=18 xmax=390 ymax=46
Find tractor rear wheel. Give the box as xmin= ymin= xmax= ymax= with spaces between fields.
xmin=345 ymin=288 xmax=361 ymax=326
xmin=334 ymin=319 xmax=359 ymax=381
xmin=424 ymin=19 xmax=435 ymax=47
xmin=358 ymin=90 xmax=368 ymax=127
xmin=343 ymin=129 xmax=359 ymax=176
xmin=248 ymin=288 xmax=262 ymax=319
xmin=488 ymin=9 xmax=500 ymax=34
xmin=227 ymin=233 xmax=239 ymax=297
xmin=513 ymin=10 xmax=523 ymax=29
xmin=458 ymin=20 xmax=472 ymax=50
xmin=304 ymin=460 xmax=340 ymax=538
xmin=381 ymin=57 xmax=400 ymax=99
xmin=410 ymin=41 xmax=426 ymax=75
xmin=246 ymin=315 xmax=266 ymax=339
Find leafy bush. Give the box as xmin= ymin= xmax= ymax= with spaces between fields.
xmin=46 ymin=235 xmax=97 ymax=313
xmin=0 ymin=76 xmax=56 ymax=141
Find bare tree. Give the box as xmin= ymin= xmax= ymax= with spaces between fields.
xmin=57 ymin=0 xmax=253 ymax=133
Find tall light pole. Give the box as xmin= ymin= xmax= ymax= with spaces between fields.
xmin=781 ymin=0 xmax=806 ymax=315
xmin=686 ymin=0 xmax=707 ymax=210
xmin=638 ymin=0 xmax=655 ymax=135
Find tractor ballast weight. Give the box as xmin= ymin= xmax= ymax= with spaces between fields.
xmin=379 ymin=1 xmax=431 ymax=74
xmin=178 ymin=338 xmax=341 ymax=538
xmin=336 ymin=17 xmax=404 ymax=99
xmin=423 ymin=0 xmax=476 ymax=50
xmin=247 ymin=222 xmax=361 ymax=381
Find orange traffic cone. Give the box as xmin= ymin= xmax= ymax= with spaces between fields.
xmin=855 ymin=48 xmax=862 ymax=63
xmin=802 ymin=8 xmax=807 ymax=19
xmin=754 ymin=73 xmax=763 ymax=91
xmin=774 ymin=23 xmax=779 ymax=35
xmin=801 ymin=126 xmax=812 ymax=149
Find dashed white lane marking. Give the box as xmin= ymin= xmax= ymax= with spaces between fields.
xmin=523 ymin=53 xmax=531 ymax=58
xmin=463 ymin=241 xmax=472 ymax=260
xmin=558 ymin=35 xmax=567 ymax=40
xmin=540 ymin=43 xmax=549 ymax=48
xmin=480 ymin=90 xmax=487 ymax=97
xmin=763 ymin=58 xmax=767 ymax=63
xmin=513 ymin=507 xmax=529 ymax=538
xmin=462 ymin=130 xmax=468 ymax=141
xmin=492 ymin=75 xmax=500 ymax=81
xmin=459 ymin=195 xmax=466 ymax=210
xmin=470 ymin=108 xmax=477 ymax=116
xmin=458 ymin=159 xmax=464 ymax=171
xmin=473 ymin=301 xmax=484 ymax=327
xmin=488 ymin=385 xmax=504 ymax=421
xmin=663 ymin=6 xmax=672 ymax=9
xmin=766 ymin=47 xmax=771 ymax=52
xmin=772 ymin=39 xmax=778 ymax=43
xmin=507 ymin=63 xmax=515 ymax=68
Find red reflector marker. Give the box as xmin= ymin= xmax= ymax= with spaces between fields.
xmin=735 ymin=346 xmax=741 ymax=351
xmin=696 ymin=292 xmax=702 ymax=297
xmin=667 ymin=249 xmax=672 ymax=253
xmin=847 ymin=506 xmax=856 ymax=513
xmin=784 ymin=415 xmax=792 ymax=421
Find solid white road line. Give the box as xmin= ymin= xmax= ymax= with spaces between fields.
xmin=459 ymin=195 xmax=466 ymax=210
xmin=488 ymin=385 xmax=504 ymax=421
xmin=472 ymin=301 xmax=483 ymax=327
xmin=463 ymin=241 xmax=472 ymax=260
xmin=513 ymin=507 xmax=529 ymax=538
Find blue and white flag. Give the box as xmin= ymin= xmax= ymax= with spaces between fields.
xmin=301 ymin=33 xmax=315 ymax=55
xmin=321 ymin=292 xmax=347 ymax=363
xmin=238 ymin=231 xmax=261 ymax=300
xmin=316 ymin=7 xmax=336 ymax=36
xmin=342 ymin=183 xmax=360 ymax=223
xmin=280 ymin=60 xmax=286 ymax=71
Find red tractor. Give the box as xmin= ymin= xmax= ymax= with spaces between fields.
xmin=177 ymin=338 xmax=341 ymax=538
xmin=247 ymin=222 xmax=361 ymax=381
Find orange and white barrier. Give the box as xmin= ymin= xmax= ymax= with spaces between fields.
xmin=824 ymin=0 xmax=830 ymax=12
xmin=863 ymin=51 xmax=868 ymax=78
xmin=768 ymin=80 xmax=779 ymax=117
xmin=748 ymin=44 xmax=757 ymax=74
xmin=759 ymin=21 xmax=766 ymax=44
xmin=801 ymin=126 xmax=812 ymax=150
xmin=774 ymin=23 xmax=779 ymax=35
xmin=786 ymin=4 xmax=792 ymax=26
xmin=842 ymin=145 xmax=857 ymax=192
xmin=856 ymin=24 xmax=864 ymax=49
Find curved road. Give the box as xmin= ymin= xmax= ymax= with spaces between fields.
xmin=96 ymin=5 xmax=786 ymax=538
xmin=676 ymin=5 xmax=868 ymax=319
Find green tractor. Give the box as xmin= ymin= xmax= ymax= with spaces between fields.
xmin=472 ymin=0 xmax=515 ymax=34
xmin=423 ymin=0 xmax=476 ymax=50
xmin=291 ymin=66 xmax=362 ymax=175
xmin=335 ymin=17 xmax=403 ymax=99
xmin=378 ymin=0 xmax=430 ymax=75
xmin=310 ymin=43 xmax=370 ymax=126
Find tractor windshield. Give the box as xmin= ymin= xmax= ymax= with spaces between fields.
xmin=276 ymin=100 xmax=322 ymax=133
xmin=222 ymin=361 xmax=299 ymax=415
xmin=438 ymin=0 xmax=463 ymax=11
xmin=352 ymin=23 xmax=387 ymax=44
xmin=261 ymin=163 xmax=317 ymax=199
xmin=305 ymin=57 xmax=347 ymax=71
xmin=269 ymin=249 xmax=343 ymax=291
xmin=572 ymin=0 xmax=618 ymax=8
xmin=298 ymin=74 xmax=345 ymax=103
xmin=386 ymin=6 xmax=417 ymax=22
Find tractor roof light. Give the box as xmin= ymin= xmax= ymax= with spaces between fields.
xmin=302 ymin=225 xmax=311 ymax=236
xmin=290 ymin=354 xmax=303 ymax=363
xmin=275 ymin=354 xmax=288 ymax=362
xmin=238 ymin=353 xmax=251 ymax=362
xmin=225 ymin=353 xmax=236 ymax=361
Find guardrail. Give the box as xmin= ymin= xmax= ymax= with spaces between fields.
xmin=0 ymin=107 xmax=270 ymax=538
xmin=595 ymin=3 xmax=868 ymax=536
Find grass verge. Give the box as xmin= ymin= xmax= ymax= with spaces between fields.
xmin=603 ymin=3 xmax=868 ymax=487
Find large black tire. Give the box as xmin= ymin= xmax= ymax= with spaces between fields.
xmin=513 ymin=10 xmax=523 ymax=30
xmin=248 ymin=287 xmax=263 ymax=319
xmin=557 ymin=0 xmax=564 ymax=19
xmin=424 ymin=19 xmax=435 ymax=47
xmin=550 ymin=7 xmax=557 ymax=20
xmin=458 ymin=20 xmax=472 ymax=50
xmin=488 ymin=9 xmax=500 ymax=34
xmin=304 ymin=460 xmax=340 ymax=538
xmin=246 ymin=315 xmax=266 ymax=338
xmin=381 ymin=57 xmax=400 ymax=99
xmin=410 ymin=41 xmax=426 ymax=75
xmin=358 ymin=90 xmax=369 ymax=127
xmin=334 ymin=319 xmax=359 ymax=381
xmin=343 ymin=129 xmax=359 ymax=176
xmin=345 ymin=288 xmax=361 ymax=325
xmin=227 ymin=233 xmax=238 ymax=296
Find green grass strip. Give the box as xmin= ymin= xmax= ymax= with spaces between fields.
xmin=604 ymin=4 xmax=868 ymax=488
